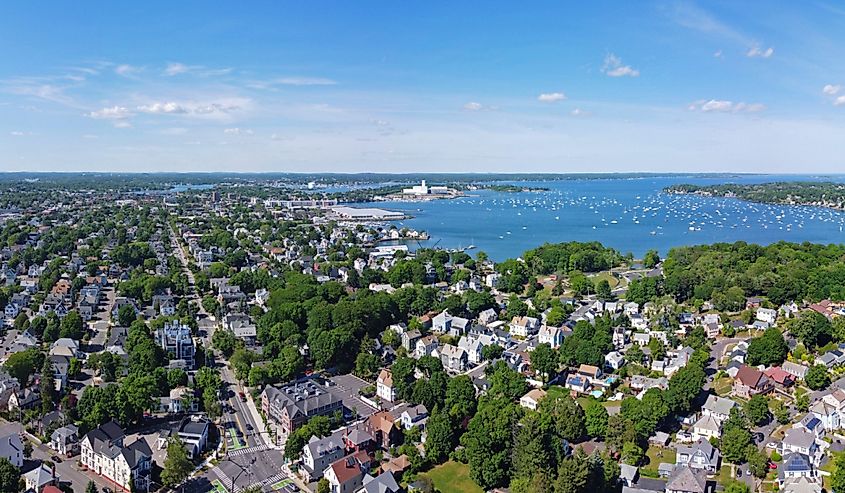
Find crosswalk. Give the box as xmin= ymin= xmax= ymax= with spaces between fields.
xmin=227 ymin=443 xmax=271 ymax=457
xmin=255 ymin=471 xmax=289 ymax=488
xmin=212 ymin=468 xmax=243 ymax=493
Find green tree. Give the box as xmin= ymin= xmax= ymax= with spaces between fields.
xmin=584 ymin=399 xmax=609 ymax=439
xmin=746 ymin=328 xmax=788 ymax=366
xmin=746 ymin=446 xmax=768 ymax=478
xmin=461 ymin=398 xmax=521 ymax=490
xmin=540 ymin=395 xmax=586 ymax=442
xmin=424 ymin=408 xmax=455 ymax=464
xmin=724 ymin=481 xmax=750 ymax=493
xmin=512 ymin=411 xmax=557 ymax=482
xmin=788 ymin=311 xmax=832 ymax=349
xmin=744 ymin=395 xmax=770 ymax=426
xmin=806 ymin=364 xmax=831 ymax=391
xmin=0 ymin=457 xmax=20 ymax=493
xmin=117 ymin=303 xmax=137 ymax=326
xmin=595 ymin=279 xmax=612 ymax=300
xmin=60 ymin=310 xmax=84 ymax=339
xmin=830 ymin=451 xmax=845 ymax=493
xmin=721 ymin=425 xmax=752 ymax=464
xmin=530 ymin=344 xmax=557 ymax=383
xmin=481 ymin=344 xmax=504 ymax=361
xmin=85 ymin=480 xmax=99 ymax=493
xmin=643 ymin=250 xmax=660 ymax=269
xmin=316 ymin=478 xmax=330 ymax=493
xmin=445 ymin=375 xmax=477 ymax=423
xmin=41 ymin=358 xmax=57 ymax=415
xmin=622 ymin=441 xmax=645 ymax=466
xmin=161 ymin=437 xmax=193 ymax=488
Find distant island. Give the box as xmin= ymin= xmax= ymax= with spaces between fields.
xmin=473 ymin=184 xmax=550 ymax=193
xmin=664 ymin=181 xmax=845 ymax=210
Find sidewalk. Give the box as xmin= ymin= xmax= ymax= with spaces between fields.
xmin=243 ymin=386 xmax=274 ymax=448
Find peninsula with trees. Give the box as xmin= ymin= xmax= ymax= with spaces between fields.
xmin=665 ymin=181 xmax=845 ymax=210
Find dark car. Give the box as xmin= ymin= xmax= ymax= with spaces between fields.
xmin=50 ymin=455 xmax=62 ymax=463
xmin=751 ymin=432 xmax=765 ymax=443
xmin=246 ymin=423 xmax=254 ymax=431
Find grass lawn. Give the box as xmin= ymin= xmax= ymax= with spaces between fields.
xmin=712 ymin=377 xmax=733 ymax=396
xmin=591 ymin=271 xmax=620 ymax=289
xmin=546 ymin=385 xmax=570 ymax=400
xmin=211 ymin=480 xmax=228 ymax=493
xmin=421 ymin=461 xmax=483 ymax=493
xmin=645 ymin=444 xmax=675 ymax=468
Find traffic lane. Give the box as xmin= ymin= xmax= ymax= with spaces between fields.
xmin=229 ymin=390 xmax=261 ymax=447
xmin=218 ymin=449 xmax=286 ymax=490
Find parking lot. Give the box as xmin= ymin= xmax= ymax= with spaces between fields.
xmin=327 ymin=374 xmax=379 ymax=418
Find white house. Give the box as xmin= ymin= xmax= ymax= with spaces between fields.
xmin=510 ymin=316 xmax=540 ymax=337
xmin=376 ymin=369 xmax=396 ymax=402
xmin=538 ymin=325 xmax=565 ymax=348
xmin=0 ymin=432 xmax=23 ymax=468
xmin=519 ymin=388 xmax=547 ymax=411
xmin=80 ymin=421 xmax=152 ymax=492
xmin=757 ymin=308 xmax=778 ymax=325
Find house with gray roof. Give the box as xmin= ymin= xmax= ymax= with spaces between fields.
xmin=665 ymin=465 xmax=708 ymax=493
xmin=80 ymin=421 xmax=152 ymax=492
xmin=357 ymin=471 xmax=401 ymax=493
xmin=302 ymin=434 xmax=345 ymax=481
xmin=778 ymin=453 xmax=818 ymax=487
xmin=676 ymin=438 xmax=721 ymax=473
xmin=0 ymin=431 xmax=23 ymax=467
xmin=261 ymin=379 xmax=344 ymax=438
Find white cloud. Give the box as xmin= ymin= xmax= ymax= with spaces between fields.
xmin=137 ymin=102 xmax=189 ymax=114
xmin=224 ymin=127 xmax=253 ymax=135
xmin=602 ymin=54 xmax=640 ymax=77
xmin=570 ymin=108 xmax=590 ymax=117
xmin=136 ymin=99 xmax=245 ymax=116
xmin=10 ymin=131 xmax=28 ymax=136
xmin=538 ymin=92 xmax=567 ymax=102
xmin=746 ymin=46 xmax=774 ymax=58
xmin=275 ymin=77 xmax=337 ymax=86
xmin=835 ymin=95 xmax=845 ymax=106
xmin=115 ymin=64 xmax=143 ymax=77
xmin=463 ymin=102 xmax=484 ymax=111
xmin=164 ymin=62 xmax=191 ymax=76
xmin=86 ymin=106 xmax=133 ymax=120
xmin=163 ymin=62 xmax=231 ymax=77
xmin=113 ymin=121 xmax=132 ymax=128
xmin=713 ymin=50 xmax=723 ymax=58
xmin=688 ymin=99 xmax=766 ymax=113
xmin=823 ymin=84 xmax=841 ymax=96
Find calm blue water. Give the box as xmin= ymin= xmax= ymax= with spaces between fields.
xmin=363 ymin=175 xmax=845 ymax=261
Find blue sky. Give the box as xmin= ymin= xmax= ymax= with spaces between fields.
xmin=2 ymin=1 xmax=845 ymax=173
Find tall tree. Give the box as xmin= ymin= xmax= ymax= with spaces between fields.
xmin=424 ymin=408 xmax=455 ymax=464
xmin=161 ymin=437 xmax=193 ymax=488
xmin=41 ymin=358 xmax=56 ymax=415
xmin=0 ymin=457 xmax=20 ymax=493
xmin=530 ymin=344 xmax=558 ymax=383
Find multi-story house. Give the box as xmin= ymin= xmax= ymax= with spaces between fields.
xmin=155 ymin=321 xmax=195 ymax=368
xmin=510 ymin=316 xmax=540 ymax=337
xmin=80 ymin=421 xmax=152 ymax=492
xmin=376 ymin=369 xmax=396 ymax=402
xmin=302 ymin=434 xmax=345 ymax=481
xmin=261 ymin=380 xmax=343 ymax=438
xmin=676 ymin=438 xmax=721 ymax=473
